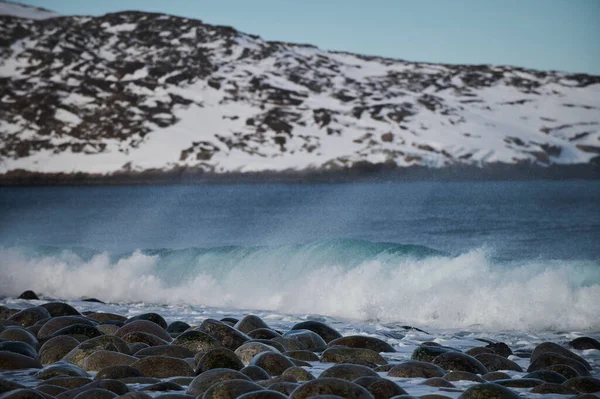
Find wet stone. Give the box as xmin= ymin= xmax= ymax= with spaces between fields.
xmin=458 ymin=383 xmax=520 ymax=399
xmin=0 ymin=350 xmax=42 ymax=370
xmin=0 ymin=341 xmax=37 ymax=359
xmin=443 ymin=371 xmax=485 ymax=383
xmin=281 ymin=367 xmax=315 ymax=381
xmin=530 ymin=383 xmax=577 ymax=395
xmin=125 ymin=313 xmax=168 ymax=330
xmin=322 ymin=347 xmax=387 ymax=365
xmin=115 ymin=321 xmax=171 ymax=342
xmin=530 ymin=342 xmax=591 ymax=370
xmin=135 ymin=345 xmax=193 ymax=359
xmin=569 ymin=337 xmax=600 ymax=351
xmin=523 ymin=370 xmax=567 ymax=384
xmin=234 ymin=316 xmax=270 ymax=334
xmin=94 ymin=365 xmax=144 ymax=380
xmin=247 ymin=329 xmax=281 ymax=340
xmin=290 ymin=321 xmax=342 ymax=343
xmin=35 ymin=362 xmax=90 ymax=379
xmin=563 ymin=377 xmax=600 ymax=394
xmin=185 ymin=368 xmax=250 ymax=397
xmin=82 ymin=350 xmax=137 ymax=371
xmin=328 ymin=336 xmax=395 ymax=353
xmin=195 ymin=347 xmax=244 ymax=373
xmin=199 ymin=319 xmax=250 ymax=351
xmin=412 ymin=346 xmax=457 ymax=362
xmin=235 ymin=342 xmax=279 ymax=366
xmin=202 ymin=379 xmax=264 ymax=399
xmin=8 ymin=307 xmax=51 ymax=328
xmin=130 ymin=356 xmax=194 ymax=378
xmin=41 ymin=303 xmax=81 ymax=318
xmin=420 ymin=378 xmax=456 ymax=388
xmin=353 ymin=376 xmax=407 ymax=399
xmin=432 ymin=352 xmax=488 ymax=374
xmin=241 ymin=365 xmax=271 ymax=381
xmin=493 ymin=378 xmax=545 ymax=388
xmin=249 ymin=351 xmax=295 ymax=376
xmin=388 ymin=361 xmax=445 ymax=378
xmin=282 ymin=330 xmax=327 ymax=352
xmin=474 ymin=353 xmax=522 ymax=372
xmin=320 ymin=363 xmax=379 ymax=381
xmin=288 ymin=378 xmax=375 ymax=399
xmin=171 ymin=330 xmax=222 ymax=354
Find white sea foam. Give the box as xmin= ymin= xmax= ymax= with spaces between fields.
xmin=1 ymin=246 xmax=598 ymax=331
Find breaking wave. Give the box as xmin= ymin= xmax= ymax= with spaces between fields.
xmin=1 ymin=239 xmax=599 ymax=331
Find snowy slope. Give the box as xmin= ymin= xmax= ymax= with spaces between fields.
xmin=0 ymin=1 xmax=58 ymax=20
xmin=0 ymin=10 xmax=599 ymax=176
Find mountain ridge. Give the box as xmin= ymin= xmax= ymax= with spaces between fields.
xmin=1 ymin=3 xmax=599 ymax=182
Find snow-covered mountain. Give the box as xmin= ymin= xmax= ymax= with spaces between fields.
xmin=1 ymin=4 xmax=599 ymax=179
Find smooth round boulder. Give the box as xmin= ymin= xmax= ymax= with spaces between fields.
xmin=97 ymin=325 xmax=119 ymax=336
xmin=322 ymin=347 xmax=387 ymax=365
xmin=234 ymin=316 xmax=270 ymax=334
xmin=135 ymin=345 xmax=193 ymax=359
xmin=283 ymin=330 xmax=327 ymax=351
xmin=328 ymin=336 xmax=394 ymax=353
xmin=39 ymin=336 xmax=80 ymax=365
xmin=284 ymin=350 xmax=319 ymax=362
xmin=420 ymin=378 xmax=455 ymax=388
xmin=465 ymin=347 xmax=495 ymax=357
xmin=270 ymin=338 xmax=304 ymax=352
xmin=186 ymin=369 xmax=251 ymax=396
xmin=0 ymin=379 xmax=25 ymax=394
xmin=86 ymin=314 xmax=127 ymax=324
xmin=289 ymin=378 xmax=374 ymax=399
xmin=202 ymin=379 xmax=263 ymax=399
xmin=62 ymin=336 xmax=130 ymax=367
xmin=140 ymin=381 xmax=183 ymax=392
xmin=458 ymin=384 xmax=520 ymax=399
xmin=125 ymin=314 xmax=167 ymax=330
xmin=195 ymin=347 xmax=244 ymax=373
xmin=0 ymin=350 xmax=42 ymax=370
xmin=353 ymin=376 xmax=407 ymax=399
xmin=41 ymin=303 xmax=80 ymax=318
xmin=18 ymin=291 xmax=39 ymax=300
xmin=171 ymin=330 xmax=222 ymax=354
xmin=247 ymin=329 xmax=281 ymax=340
xmin=114 ymin=393 xmax=151 ymax=399
xmin=485 ymin=343 xmax=512 ymax=358
xmin=130 ymin=356 xmax=193 ymax=378
xmin=94 ymin=366 xmax=144 ymax=380
xmin=0 ymin=328 xmax=39 ymax=349
xmin=8 ymin=307 xmax=51 ymax=328
xmin=545 ymin=364 xmax=580 ymax=379
xmin=35 ymin=362 xmax=89 ymax=379
xmin=235 ymin=342 xmax=279 ymax=366
xmin=563 ymin=377 xmax=600 ymax=393
xmin=388 ymin=361 xmax=445 ymax=378
xmin=116 ymin=321 xmax=171 ymax=342
xmin=531 ymin=342 xmax=591 ymax=370
xmin=38 ymin=376 xmax=92 ymax=389
xmin=38 ymin=317 xmax=96 ymax=340
xmin=474 ymin=354 xmax=522 ymax=372
xmin=411 ymin=346 xmax=456 ymax=362
xmin=36 ymin=385 xmax=69 ymax=396
xmin=51 ymin=324 xmax=104 ymax=340
xmin=281 ymin=367 xmax=315 ymax=381
xmin=120 ymin=332 xmax=167 ymax=347
xmin=167 ymin=322 xmax=190 ymax=335
xmin=527 ymin=353 xmax=590 ymax=376
xmin=320 ymin=364 xmax=379 ymax=381
xmin=250 ymin=352 xmax=295 ymax=376
xmin=493 ymin=379 xmax=545 ymax=388
xmin=127 ymin=343 xmax=148 ymax=354
xmin=237 ymin=391 xmax=288 ymax=399
xmin=523 ymin=370 xmax=567 ymax=383
xmin=569 ymin=337 xmax=600 ymax=351
xmin=241 ymin=365 xmax=271 ymax=381
xmin=0 ymin=341 xmax=37 ymax=359
xmin=530 ymin=383 xmax=577 ymax=395
xmin=82 ymin=350 xmax=138 ymax=371
xmin=0 ymin=389 xmax=46 ymax=399
xmin=61 ymin=379 xmax=129 ymax=399
xmin=443 ymin=371 xmax=485 ymax=382
xmin=290 ymin=321 xmax=342 ymax=344
xmin=267 ymin=382 xmax=299 ymax=395
xmin=482 ymin=372 xmax=511 ymax=381
xmin=72 ymin=388 xmax=117 ymax=399
xmin=432 ymin=352 xmax=488 ymax=374
xmin=199 ymin=319 xmax=250 ymax=351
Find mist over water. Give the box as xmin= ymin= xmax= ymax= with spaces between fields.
xmin=1 ymin=181 xmax=599 ymax=331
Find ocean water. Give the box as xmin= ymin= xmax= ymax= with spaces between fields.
xmin=1 ymin=180 xmax=599 ymax=334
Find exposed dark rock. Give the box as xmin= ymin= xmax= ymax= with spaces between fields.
xmin=328 ymin=336 xmax=395 ymax=353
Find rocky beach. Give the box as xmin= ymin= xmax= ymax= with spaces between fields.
xmin=1 ymin=292 xmax=599 ymax=399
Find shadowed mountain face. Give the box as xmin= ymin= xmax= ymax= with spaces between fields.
xmin=1 ymin=3 xmax=599 ymax=176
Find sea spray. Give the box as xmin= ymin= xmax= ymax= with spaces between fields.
xmin=1 ymin=240 xmax=599 ymax=331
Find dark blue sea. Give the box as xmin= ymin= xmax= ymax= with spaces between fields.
xmin=1 ymin=180 xmax=599 ymax=330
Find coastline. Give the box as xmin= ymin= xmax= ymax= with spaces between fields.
xmin=0 ymin=163 xmax=599 ymax=186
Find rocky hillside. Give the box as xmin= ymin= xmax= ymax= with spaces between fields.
xmin=1 ymin=2 xmax=599 ymax=179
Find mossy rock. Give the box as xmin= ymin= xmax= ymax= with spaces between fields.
xmin=195 ymin=347 xmax=244 ymax=373
xmin=321 ymin=347 xmax=387 ymax=365
xmin=171 ymin=330 xmax=222 ymax=354
xmin=186 ymin=369 xmax=250 ymax=396
xmin=289 ymin=378 xmax=374 ymax=399
xmin=320 ymin=363 xmax=379 ymax=381
xmin=387 ymin=361 xmax=444 ymax=378
xmin=130 ymin=356 xmax=194 ymax=378
xmin=249 ymin=352 xmax=295 ymax=376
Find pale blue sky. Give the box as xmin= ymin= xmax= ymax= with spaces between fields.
xmin=19 ymin=0 xmax=600 ymax=74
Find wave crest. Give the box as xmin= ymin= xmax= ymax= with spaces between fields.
xmin=1 ymin=241 xmax=598 ymax=331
